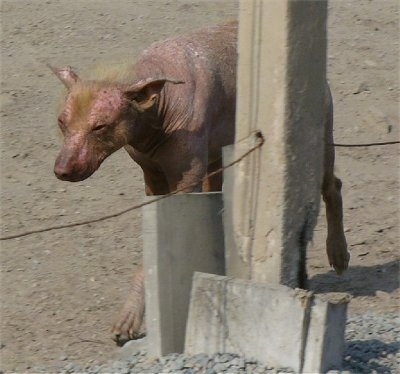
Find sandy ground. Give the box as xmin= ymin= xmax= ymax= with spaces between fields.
xmin=1 ymin=0 xmax=399 ymax=372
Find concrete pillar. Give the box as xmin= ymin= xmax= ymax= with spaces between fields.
xmin=225 ymin=0 xmax=327 ymax=287
xmin=143 ymin=193 xmax=225 ymax=357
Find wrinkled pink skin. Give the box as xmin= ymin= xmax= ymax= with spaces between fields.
xmin=51 ymin=21 xmax=348 ymax=345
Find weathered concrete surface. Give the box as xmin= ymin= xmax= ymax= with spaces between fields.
xmin=185 ymin=273 xmax=312 ymax=371
xmin=303 ymin=293 xmax=352 ymax=373
xmin=226 ymin=0 xmax=328 ymax=287
xmin=143 ymin=193 xmax=225 ymax=357
xmin=185 ymin=272 xmax=350 ymax=373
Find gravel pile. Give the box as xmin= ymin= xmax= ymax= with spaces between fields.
xmin=342 ymin=313 xmax=400 ymax=373
xmin=60 ymin=352 xmax=295 ymax=374
xmin=28 ymin=312 xmax=399 ymax=373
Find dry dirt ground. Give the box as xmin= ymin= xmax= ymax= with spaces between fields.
xmin=1 ymin=0 xmax=399 ymax=372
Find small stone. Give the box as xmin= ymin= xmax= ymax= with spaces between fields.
xmin=353 ymin=82 xmax=370 ymax=94
xmin=245 ymin=357 xmax=259 ymax=364
xmin=364 ymin=59 xmax=377 ymax=67
xmin=192 ymin=353 xmax=209 ymax=368
xmin=159 ymin=356 xmax=169 ymax=365
xmin=375 ymin=290 xmax=390 ymax=299
xmin=183 ymin=360 xmax=195 ymax=369
xmin=89 ymin=366 xmax=101 ymax=374
xmin=253 ymin=366 xmax=267 ymax=374
xmin=215 ymin=353 xmax=232 ymax=363
xmin=231 ymin=357 xmax=245 ymax=368
xmin=213 ymin=362 xmax=228 ymax=372
xmin=245 ymin=363 xmax=257 ymax=373
xmin=167 ymin=356 xmax=185 ymax=371
xmin=64 ymin=362 xmax=81 ymax=373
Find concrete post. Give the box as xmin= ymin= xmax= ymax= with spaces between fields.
xmin=143 ymin=193 xmax=225 ymax=357
xmin=224 ymin=0 xmax=328 ymax=287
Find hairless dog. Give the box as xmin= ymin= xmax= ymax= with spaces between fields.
xmin=50 ymin=21 xmax=349 ymax=345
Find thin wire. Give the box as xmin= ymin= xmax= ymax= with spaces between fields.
xmin=332 ymin=141 xmax=399 ymax=147
xmin=1 ymin=135 xmax=397 ymax=241
xmin=0 ymin=132 xmax=265 ymax=241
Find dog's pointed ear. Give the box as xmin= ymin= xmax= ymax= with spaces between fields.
xmin=48 ymin=64 xmax=80 ymax=89
xmin=123 ymin=78 xmax=184 ymax=110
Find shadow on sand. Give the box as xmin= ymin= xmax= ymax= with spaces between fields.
xmin=308 ymin=260 xmax=399 ymax=296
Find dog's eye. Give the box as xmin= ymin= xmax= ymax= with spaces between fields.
xmin=58 ymin=118 xmax=66 ymax=130
xmin=93 ymin=123 xmax=107 ymax=132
